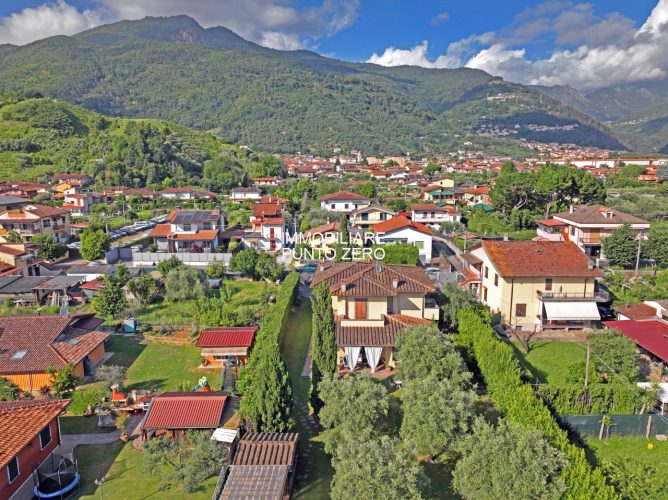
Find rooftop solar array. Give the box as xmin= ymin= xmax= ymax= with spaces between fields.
xmin=172 ymin=210 xmax=219 ymax=225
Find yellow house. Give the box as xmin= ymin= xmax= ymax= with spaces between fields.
xmin=311 ymin=261 xmax=438 ymax=374
xmin=472 ymin=240 xmax=605 ymax=331
xmin=431 ymin=177 xmax=455 ymax=188
xmin=350 ymin=204 xmax=397 ymax=230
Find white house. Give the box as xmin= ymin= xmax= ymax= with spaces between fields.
xmin=229 ymin=187 xmax=262 ymax=203
xmin=320 ymin=191 xmax=371 ymax=214
xmin=411 ymin=203 xmax=461 ymax=228
xmin=149 ymin=209 xmax=225 ymax=253
xmin=374 ymin=216 xmax=433 ymax=263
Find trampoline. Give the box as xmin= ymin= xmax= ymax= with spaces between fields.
xmin=33 ymin=453 xmax=80 ymax=499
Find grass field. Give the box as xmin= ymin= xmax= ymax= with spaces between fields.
xmin=59 ymin=416 xmax=116 ymax=435
xmin=587 ymin=436 xmax=668 ymax=497
xmin=132 ymin=280 xmax=277 ymax=326
xmin=74 ymin=442 xmax=218 ymax=499
xmin=105 ymin=334 xmax=221 ymax=392
xmin=512 ymin=341 xmax=586 ymax=385
xmin=280 ymin=299 xmax=334 ymax=499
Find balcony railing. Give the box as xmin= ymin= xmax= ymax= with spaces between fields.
xmin=539 ymin=290 xmax=609 ymax=302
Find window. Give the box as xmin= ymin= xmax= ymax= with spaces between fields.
xmin=344 ymin=204 xmax=349 ymax=210
xmin=482 ymin=287 xmax=488 ymax=301
xmin=7 ymin=457 xmax=19 ymax=483
xmin=361 ymin=213 xmax=369 ymax=221
xmin=330 ymin=204 xmax=335 ymax=210
xmin=545 ymin=278 xmax=553 ymax=291
xmin=42 ymin=219 xmax=50 ymax=228
xmin=484 ymin=266 xmax=489 ymax=279
xmin=570 ymin=227 xmax=576 ymax=236
xmin=39 ymin=425 xmax=52 ymax=449
xmin=354 ymin=299 xmax=368 ymax=320
xmin=515 ymin=303 xmax=527 ymax=317
xmin=414 ymin=241 xmax=424 ymax=249
xmin=494 ymin=274 xmax=499 ymax=286
xmin=183 ymin=224 xmax=191 ymax=231
xmin=202 ymin=222 xmax=212 ymax=230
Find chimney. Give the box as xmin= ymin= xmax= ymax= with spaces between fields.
xmin=341 ymin=281 xmax=347 ymax=292
xmin=569 ymin=204 xmax=574 ymax=213
xmin=392 ymin=278 xmax=399 ymax=289
xmin=587 ymin=261 xmax=594 ymax=270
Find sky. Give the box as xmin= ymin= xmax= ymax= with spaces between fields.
xmin=0 ymin=0 xmax=666 ymax=90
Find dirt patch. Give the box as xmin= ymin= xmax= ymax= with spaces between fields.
xmin=143 ymin=329 xmax=195 ymax=345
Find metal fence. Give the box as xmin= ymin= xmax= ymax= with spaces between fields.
xmin=132 ymin=251 xmax=231 ymax=266
xmin=562 ymin=414 xmax=668 ymax=438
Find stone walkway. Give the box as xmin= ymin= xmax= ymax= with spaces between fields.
xmin=60 ymin=430 xmax=121 ymax=455
xmin=301 ymin=338 xmax=312 ymax=378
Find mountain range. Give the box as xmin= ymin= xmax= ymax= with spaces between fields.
xmin=0 ymin=16 xmax=663 ymax=155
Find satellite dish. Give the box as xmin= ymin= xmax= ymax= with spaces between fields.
xmin=375 ymin=261 xmax=382 ymax=273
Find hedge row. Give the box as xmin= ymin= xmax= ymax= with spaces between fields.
xmin=457 ymin=308 xmax=619 ymax=499
xmin=237 ymin=273 xmax=299 ymax=432
xmin=538 ymin=383 xmax=654 ymax=415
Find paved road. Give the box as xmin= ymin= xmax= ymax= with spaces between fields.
xmin=60 ymin=431 xmax=121 ymax=455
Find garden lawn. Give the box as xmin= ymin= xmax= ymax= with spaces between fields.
xmin=280 ymin=300 xmax=334 ymax=499
xmin=75 ymin=442 xmax=217 ymax=499
xmin=133 ymin=280 xmax=277 ymax=327
xmin=513 ymin=341 xmax=586 ymax=385
xmin=59 ymin=415 xmax=115 ymax=435
xmin=107 ymin=335 xmax=220 ymax=392
xmin=587 ymin=436 xmax=668 ymax=497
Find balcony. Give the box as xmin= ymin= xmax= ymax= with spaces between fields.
xmin=539 ymin=290 xmax=609 ymax=302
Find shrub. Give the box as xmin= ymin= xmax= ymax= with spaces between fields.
xmin=457 ymin=307 xmax=618 ymax=499
xmin=68 ymin=386 xmax=108 ymax=415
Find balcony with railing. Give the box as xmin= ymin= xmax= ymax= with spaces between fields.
xmin=538 ymin=290 xmax=609 ymax=302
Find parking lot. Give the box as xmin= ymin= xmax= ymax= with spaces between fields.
xmin=67 ymin=214 xmax=168 ymax=250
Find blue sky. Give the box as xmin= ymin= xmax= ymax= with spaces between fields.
xmin=0 ymin=1 xmax=666 ymax=89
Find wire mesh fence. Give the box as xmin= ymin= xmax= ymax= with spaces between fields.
xmin=562 ymin=413 xmax=668 ymax=438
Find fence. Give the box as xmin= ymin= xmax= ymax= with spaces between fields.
xmin=562 ymin=413 xmax=668 ymax=438
xmin=105 ymin=246 xmax=133 ymax=264
xmin=132 ymin=251 xmax=232 ymax=267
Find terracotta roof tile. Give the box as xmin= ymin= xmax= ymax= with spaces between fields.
xmin=0 ymin=399 xmax=69 ymax=469
xmin=482 ymin=241 xmax=604 ymax=278
xmin=614 ymin=303 xmax=658 ymax=320
xmin=553 ymin=204 xmax=649 ymax=226
xmin=142 ymin=392 xmax=227 ymax=430
xmin=149 ymin=224 xmax=172 ymax=237
xmin=374 ymin=216 xmax=432 ymax=236
xmin=196 ymin=327 xmax=258 ymax=348
xmin=320 ymin=191 xmax=370 ymax=202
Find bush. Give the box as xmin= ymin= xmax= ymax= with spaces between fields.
xmin=537 ymin=383 xmax=656 ymax=415
xmin=68 ymin=386 xmax=108 ymax=415
xmin=372 ymin=244 xmax=419 ymax=265
xmin=457 ymin=307 xmax=618 ymax=499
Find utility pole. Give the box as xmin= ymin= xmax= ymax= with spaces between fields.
xmin=584 ymin=344 xmax=591 ymax=388
xmin=635 ymin=232 xmax=645 ymax=278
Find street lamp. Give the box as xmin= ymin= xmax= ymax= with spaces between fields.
xmin=94 ymin=477 xmax=105 ymax=499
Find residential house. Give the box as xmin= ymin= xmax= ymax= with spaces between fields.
xmin=551 ymin=205 xmax=650 ymax=258
xmin=51 ymin=173 xmax=93 ymax=186
xmin=0 ymin=243 xmax=43 ymax=277
xmin=246 ymin=203 xmax=286 ymax=252
xmin=221 ymin=433 xmax=300 ymax=500
xmin=62 ymin=192 xmax=103 ymax=216
xmin=160 ymin=187 xmax=217 ymax=201
xmin=0 ymin=314 xmax=109 ymax=391
xmin=311 ymin=261 xmax=438 ymax=374
xmin=0 ymin=399 xmax=70 ymax=500
xmin=472 ymin=241 xmax=605 ymax=331
xmin=196 ymin=326 xmax=258 ymax=366
xmin=251 ymin=176 xmax=282 ymax=187
xmin=303 ymin=221 xmax=341 ymax=252
xmin=421 ymin=185 xmax=461 ymax=205
xmin=0 ymin=205 xmax=71 ymax=243
xmin=0 ymin=197 xmax=29 ymax=212
xmin=140 ymin=392 xmax=231 ymax=441
xmin=149 ymin=210 xmax=225 ymax=253
xmin=350 ymin=205 xmax=396 ymax=230
xmin=461 ymin=186 xmax=490 ymax=206
xmin=374 ymin=216 xmax=433 ymax=263
xmin=0 ymin=182 xmax=49 ymax=199
xmin=411 ymin=203 xmax=461 ymax=227
xmin=603 ymin=319 xmax=668 ymax=365
xmin=430 ymin=177 xmax=455 ymax=188
xmin=320 ymin=191 xmax=371 ymax=214
xmin=229 ymin=187 xmax=262 ymax=203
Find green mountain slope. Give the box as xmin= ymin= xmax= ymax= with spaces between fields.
xmin=0 ymin=96 xmax=257 ymax=187
xmin=0 ymin=16 xmax=626 ymax=155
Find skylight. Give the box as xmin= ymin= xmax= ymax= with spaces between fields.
xmin=10 ymin=350 xmax=27 ymax=360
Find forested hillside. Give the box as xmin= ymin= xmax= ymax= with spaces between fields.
xmin=0 ymin=96 xmax=265 ymax=188
xmin=0 ymin=16 xmax=626 ymax=155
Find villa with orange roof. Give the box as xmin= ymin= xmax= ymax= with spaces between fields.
xmin=374 ymin=216 xmax=433 ymax=263
xmin=311 ymin=261 xmax=438 ymax=374
xmin=149 ymin=209 xmax=225 ymax=253
xmin=0 ymin=204 xmax=71 ymax=243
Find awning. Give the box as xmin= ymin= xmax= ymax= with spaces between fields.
xmin=211 ymin=428 xmax=238 ymax=443
xmin=543 ymin=301 xmax=600 ymax=321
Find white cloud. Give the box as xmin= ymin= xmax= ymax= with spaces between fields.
xmin=0 ymin=1 xmax=102 ymax=45
xmin=368 ymin=0 xmax=668 ymax=90
xmin=431 ymin=11 xmax=449 ymax=25
xmin=0 ymin=0 xmax=359 ymax=50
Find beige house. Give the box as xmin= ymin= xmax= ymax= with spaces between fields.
xmin=0 ymin=205 xmax=71 ymax=243
xmin=350 ymin=205 xmax=396 ymax=230
xmin=311 ymin=261 xmax=438 ymax=374
xmin=472 ymin=240 xmax=606 ymax=331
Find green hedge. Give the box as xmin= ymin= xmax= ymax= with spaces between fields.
xmin=238 ymin=272 xmax=299 ymax=431
xmin=68 ymin=386 xmax=108 ymax=415
xmin=457 ymin=308 xmax=619 ymax=499
xmin=537 ymin=384 xmax=654 ymax=415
